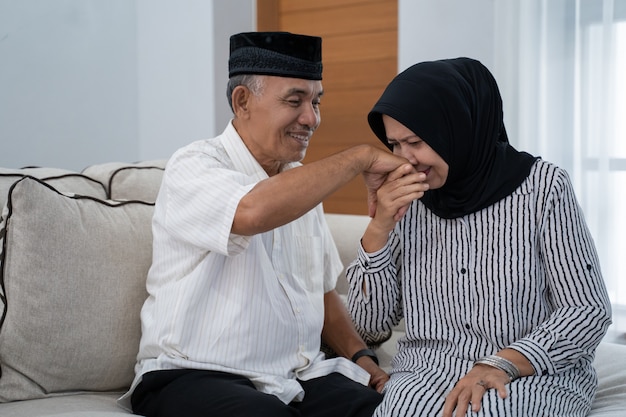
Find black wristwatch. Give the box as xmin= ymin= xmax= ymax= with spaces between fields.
xmin=351 ymin=348 xmax=379 ymax=365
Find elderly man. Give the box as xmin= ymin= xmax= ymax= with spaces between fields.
xmin=120 ymin=31 xmax=427 ymax=417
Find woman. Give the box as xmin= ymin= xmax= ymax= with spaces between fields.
xmin=347 ymin=58 xmax=612 ymax=417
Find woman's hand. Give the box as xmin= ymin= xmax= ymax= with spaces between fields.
xmin=443 ymin=349 xmax=533 ymax=416
xmin=442 ymin=365 xmax=510 ymax=417
xmin=362 ymin=165 xmax=428 ymax=253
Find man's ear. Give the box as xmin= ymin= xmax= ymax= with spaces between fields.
xmin=232 ymin=85 xmax=251 ymax=118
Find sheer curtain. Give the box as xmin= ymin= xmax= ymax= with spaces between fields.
xmin=494 ymin=0 xmax=626 ymax=338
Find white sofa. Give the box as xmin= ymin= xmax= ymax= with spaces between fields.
xmin=0 ymin=161 xmax=625 ymax=416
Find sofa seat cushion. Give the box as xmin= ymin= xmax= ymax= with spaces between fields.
xmin=589 ymin=342 xmax=626 ymax=415
xmin=0 ymin=177 xmax=154 ymax=402
xmin=0 ymin=392 xmax=134 ymax=416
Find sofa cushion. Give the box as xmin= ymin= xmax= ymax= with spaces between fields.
xmin=590 ymin=342 xmax=626 ymax=415
xmin=0 ymin=167 xmax=107 ymax=214
xmin=0 ymin=177 xmax=154 ymax=402
xmin=0 ymin=169 xmax=108 ymax=314
xmin=0 ymin=392 xmax=132 ymax=416
xmin=324 ymin=213 xmax=370 ymax=295
xmin=81 ymin=160 xmax=167 ymax=202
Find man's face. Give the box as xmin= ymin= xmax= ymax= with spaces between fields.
xmin=244 ymin=76 xmax=323 ymax=175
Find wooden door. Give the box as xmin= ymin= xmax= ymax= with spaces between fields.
xmin=257 ymin=0 xmax=398 ymax=215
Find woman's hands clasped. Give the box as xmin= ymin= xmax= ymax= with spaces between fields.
xmin=374 ymin=164 xmax=428 ymax=224
xmin=362 ymin=164 xmax=428 ymax=253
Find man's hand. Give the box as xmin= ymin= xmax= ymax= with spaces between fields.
xmin=353 ymin=355 xmax=389 ymax=393
xmin=321 ymin=290 xmax=390 ymax=393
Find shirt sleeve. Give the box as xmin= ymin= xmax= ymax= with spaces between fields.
xmin=159 ymin=147 xmax=256 ymax=256
xmin=509 ymin=168 xmax=612 ymax=375
xmin=316 ymin=205 xmax=344 ymax=293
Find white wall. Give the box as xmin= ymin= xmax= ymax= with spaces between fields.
xmin=0 ymin=0 xmax=254 ymax=171
xmin=398 ymin=0 xmax=518 ymax=147
xmin=398 ymin=0 xmax=495 ymax=72
xmin=1 ymin=0 xmax=498 ymax=171
xmin=136 ymin=0 xmax=255 ymax=163
xmin=136 ymin=0 xmax=214 ymax=163
xmin=0 ymin=0 xmax=139 ymax=170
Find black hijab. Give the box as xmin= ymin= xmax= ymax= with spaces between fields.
xmin=368 ymin=58 xmax=538 ymax=219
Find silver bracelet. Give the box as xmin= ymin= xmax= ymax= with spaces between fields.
xmin=474 ymin=355 xmax=521 ymax=382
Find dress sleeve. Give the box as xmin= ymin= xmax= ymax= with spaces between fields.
xmin=509 ymin=168 xmax=612 ymax=375
xmin=347 ymin=229 xmax=404 ymax=333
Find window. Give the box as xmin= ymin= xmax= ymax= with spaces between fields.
xmin=496 ymin=0 xmax=626 ymax=336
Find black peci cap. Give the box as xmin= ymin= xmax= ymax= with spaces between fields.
xmin=228 ymin=31 xmax=323 ymax=80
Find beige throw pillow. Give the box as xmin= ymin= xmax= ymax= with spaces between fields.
xmin=81 ymin=160 xmax=166 ymax=202
xmin=0 ymin=167 xmax=107 ymax=213
xmin=0 ymin=177 xmax=153 ymax=402
xmin=0 ymin=169 xmax=108 ymax=314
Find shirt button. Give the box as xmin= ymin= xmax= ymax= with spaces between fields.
xmin=460 ymin=268 xmax=467 ymax=274
xmin=464 ymin=323 xmax=470 ymax=329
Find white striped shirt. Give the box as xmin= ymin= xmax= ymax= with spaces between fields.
xmin=120 ymin=122 xmax=370 ymax=408
xmin=348 ymin=160 xmax=612 ymax=416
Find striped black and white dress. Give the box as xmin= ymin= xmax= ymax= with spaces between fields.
xmin=347 ymin=160 xmax=612 ymax=417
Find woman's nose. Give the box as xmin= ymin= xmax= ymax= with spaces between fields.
xmin=395 ymin=146 xmax=416 ymax=164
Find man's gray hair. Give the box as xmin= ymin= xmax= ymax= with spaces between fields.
xmin=226 ymin=74 xmax=265 ymax=112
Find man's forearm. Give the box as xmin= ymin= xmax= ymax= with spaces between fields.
xmin=321 ymin=290 xmax=368 ymax=359
xmin=232 ymin=145 xmax=391 ymax=236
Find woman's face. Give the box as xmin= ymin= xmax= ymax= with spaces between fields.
xmin=382 ymin=114 xmax=449 ymax=190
